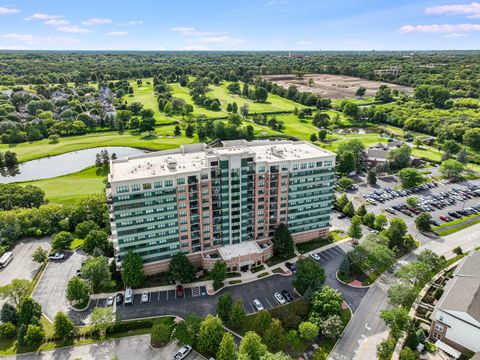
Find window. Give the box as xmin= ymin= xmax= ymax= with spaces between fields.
xmin=143 ymin=183 xmax=152 ymax=190
xmin=116 ymin=186 xmax=129 ymax=193
xmin=176 ymin=178 xmax=185 ymax=185
xmin=316 ymin=161 xmax=323 ymax=167
xmin=301 ymin=163 xmax=307 ymax=169
xmin=434 ymin=323 xmax=444 ymax=332
xmin=259 ymin=165 xmax=265 ymax=172
xmin=201 ymin=173 xmax=208 ymax=180
xmin=282 ymin=165 xmax=288 ymax=171
xmin=178 ymin=195 xmax=186 ymax=201
xmin=165 ymin=180 xmax=173 ymax=187
xmin=324 ymin=161 xmax=332 ymax=166
xmin=131 ymin=184 xmax=141 ymax=192
xmin=292 ymin=164 xmax=299 ymax=170
xmin=153 ymin=181 xmax=162 ymax=188
xmin=210 ymin=161 xmax=218 ymax=167
xmin=308 ymin=162 xmax=315 ymax=168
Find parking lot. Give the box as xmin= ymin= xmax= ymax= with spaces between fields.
xmin=32 ymin=249 xmax=87 ymax=322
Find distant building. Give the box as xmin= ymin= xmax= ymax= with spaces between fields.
xmin=364 ymin=141 xmax=404 ymax=169
xmin=374 ymin=66 xmax=402 ymax=76
xmin=429 ymin=251 xmax=480 ymax=354
xmin=107 ymin=140 xmax=336 ymax=274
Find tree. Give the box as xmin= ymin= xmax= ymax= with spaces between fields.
xmin=388 ymin=145 xmax=411 ymax=170
xmin=398 ymin=168 xmax=423 ymax=188
xmin=337 ymin=176 xmax=355 ymax=190
xmin=217 ymin=332 xmax=238 ymax=360
xmin=91 ymin=307 xmax=115 ymax=339
xmin=377 ymin=338 xmax=396 ymax=360
xmin=335 ymin=193 xmax=349 ymax=211
xmin=151 ymin=321 xmax=172 ymax=348
xmin=342 ymin=201 xmax=355 ymax=217
xmin=24 ymin=324 xmax=45 ymax=348
xmin=240 ymin=103 xmax=249 ymax=118
xmin=443 ymin=139 xmax=461 ymax=154
xmin=374 ymin=214 xmax=388 ymax=230
xmin=320 ymin=315 xmax=343 ymax=339
xmin=298 ymin=321 xmax=319 ymax=341
xmin=0 ymin=322 xmax=16 ymax=339
xmin=230 ymin=299 xmax=246 ymax=329
xmin=175 ymin=313 xmax=201 ymax=347
xmin=456 ymin=148 xmax=468 ymax=164
xmin=415 ymin=212 xmax=432 ymax=232
xmin=439 ymin=159 xmax=464 ymax=179
xmin=356 ymin=205 xmax=367 ymax=217
xmin=406 ymin=196 xmax=419 ymax=209
xmin=18 ymin=297 xmax=42 ymax=326
xmin=216 ymin=292 xmax=233 ymax=323
xmin=197 ymin=314 xmax=225 ymax=357
xmin=380 ymin=306 xmax=411 ymax=339
xmin=309 ymin=286 xmax=343 ymax=325
xmin=66 ymin=276 xmax=91 ymax=306
xmin=242 ymin=83 xmax=250 ymax=98
xmin=396 ymin=261 xmax=432 ymax=287
xmin=363 ymin=213 xmax=376 ymax=228
xmin=310 ymin=133 xmax=318 ymax=142
xmin=1 ymin=303 xmax=18 ymax=325
xmin=54 ymin=312 xmax=76 ymax=340
xmin=337 ymin=151 xmax=356 ymax=174
xmin=83 ymin=229 xmax=109 ymax=255
xmin=0 ymin=279 xmax=32 ymax=307
xmin=254 ymin=310 xmax=272 ymax=335
xmin=386 ymin=218 xmax=407 ymax=248
xmin=399 ymin=347 xmax=417 ymax=360
xmin=367 ymin=170 xmax=377 ymax=186
xmin=167 ymin=252 xmax=196 ymax=284
xmin=375 ymin=85 xmax=394 ymax=103
xmin=356 ymin=87 xmax=366 ymax=97
xmin=211 ymin=261 xmax=227 ymax=289
xmin=318 ymin=129 xmax=327 ymax=141
xmin=51 ymin=231 xmax=74 ymax=250
xmin=272 ymin=223 xmax=294 ymax=258
xmin=416 ymin=249 xmax=446 ymax=274
xmin=254 ymin=87 xmax=268 ymax=102
xmin=239 ymin=331 xmax=268 ymax=360
xmin=264 ymin=318 xmax=285 ymax=352
xmin=260 ymin=352 xmax=292 ymax=360
xmin=312 ymin=112 xmax=330 ymax=128
xmin=463 ymin=128 xmax=480 ymax=149
xmin=293 ymin=258 xmax=326 ymax=295
xmin=387 ymin=283 xmax=418 ymax=308
xmin=174 ymin=125 xmax=181 ymax=136
xmin=121 ymin=251 xmax=145 ymax=288
xmin=348 ymin=215 xmax=363 ymax=244
xmin=342 ymin=102 xmax=360 ymax=120
xmin=75 ymin=220 xmax=100 ymax=239
xmin=81 ymin=256 xmax=112 ymax=293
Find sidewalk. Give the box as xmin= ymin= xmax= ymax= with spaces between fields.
xmin=90 ymin=237 xmax=352 ymax=300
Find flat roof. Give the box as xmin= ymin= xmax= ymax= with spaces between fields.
xmin=109 ymin=140 xmax=335 ymax=182
xmin=218 ymin=241 xmax=263 ymax=260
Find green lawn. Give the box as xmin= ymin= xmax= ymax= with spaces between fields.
xmin=169 ymin=83 xmax=228 ymax=118
xmin=0 ymin=129 xmax=198 ymax=162
xmin=21 ymin=166 xmax=106 ymax=205
xmin=324 ymin=133 xmax=388 ymax=152
xmin=267 ymin=113 xmax=319 ymax=140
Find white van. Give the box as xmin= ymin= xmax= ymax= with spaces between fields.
xmin=0 ymin=252 xmax=13 ymax=269
xmin=124 ymin=287 xmax=133 ymax=305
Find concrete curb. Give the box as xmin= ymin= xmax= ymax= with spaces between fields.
xmin=335 ymin=270 xmax=372 ymax=289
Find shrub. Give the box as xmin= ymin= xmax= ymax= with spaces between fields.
xmin=107 ymin=320 xmax=154 ymax=334
xmin=0 ymin=322 xmax=16 ymax=339
xmin=150 ymin=322 xmax=172 ymax=348
xmin=399 ymin=347 xmax=417 ymax=360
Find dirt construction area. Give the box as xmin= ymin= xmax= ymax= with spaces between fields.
xmin=262 ymin=73 xmax=413 ymax=99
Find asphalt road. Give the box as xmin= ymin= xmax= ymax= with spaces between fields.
xmin=32 ymin=249 xmax=87 ymax=322
xmin=6 ymin=335 xmax=203 ymax=360
xmin=0 ymin=238 xmax=51 ymax=310
xmin=329 ymin=221 xmax=480 ymax=360
xmin=71 ymin=244 xmax=367 ymax=325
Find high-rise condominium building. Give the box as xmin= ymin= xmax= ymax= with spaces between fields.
xmin=107 ymin=140 xmax=336 ymax=274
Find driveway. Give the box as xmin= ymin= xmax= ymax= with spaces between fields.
xmin=5 ymin=335 xmax=203 ymax=360
xmin=32 ymin=249 xmax=87 ymax=322
xmin=0 ymin=238 xmax=51 ymax=309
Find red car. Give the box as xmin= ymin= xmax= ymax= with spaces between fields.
xmin=176 ymin=285 xmax=184 ymax=298
xmin=439 ymin=215 xmax=451 ymax=222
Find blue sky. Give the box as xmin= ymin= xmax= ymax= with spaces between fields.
xmin=0 ymin=0 xmax=479 ymax=50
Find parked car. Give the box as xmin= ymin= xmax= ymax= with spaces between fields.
xmin=49 ymin=252 xmax=65 ymax=261
xmin=337 ymin=213 xmax=347 ymax=219
xmin=439 ymin=215 xmax=451 ymax=222
xmin=105 ymin=296 xmax=114 ymax=307
xmin=176 ymin=285 xmax=184 ymax=298
xmin=370 ymin=230 xmax=379 ymax=235
xmin=385 ymin=208 xmax=396 ymax=214
xmin=281 ymin=290 xmax=294 ymax=302
xmin=124 ymin=287 xmax=133 ymax=305
xmin=309 ymin=253 xmax=321 ymax=261
xmin=141 ymin=291 xmax=149 ymax=303
xmin=115 ymin=293 xmax=124 ymax=305
xmin=76 ymin=269 xmax=82 ymax=277
xmin=253 ymin=299 xmax=264 ymax=311
xmin=173 ymin=345 xmax=192 ymax=360
xmin=285 ymin=262 xmax=297 ymax=273
xmin=274 ymin=292 xmax=287 ymax=305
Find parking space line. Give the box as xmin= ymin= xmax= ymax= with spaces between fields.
xmin=318 ymin=253 xmax=330 ymax=261
xmin=166 ymin=291 xmax=169 ymax=300
xmin=265 ymin=298 xmax=273 ymax=309
xmin=158 ymin=291 xmax=160 ymax=301
xmin=96 ymin=299 xmax=100 ymax=307
xmin=250 ymin=303 xmax=256 ymax=313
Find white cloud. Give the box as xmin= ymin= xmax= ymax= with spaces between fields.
xmin=82 ymin=18 xmax=112 ymax=26
xmin=57 ymin=25 xmax=91 ymax=33
xmin=182 ymin=45 xmax=209 ymax=50
xmin=445 ymin=32 xmax=469 ymax=37
xmin=199 ymin=36 xmax=246 ymax=44
xmin=118 ymin=20 xmax=143 ymax=26
xmin=0 ymin=6 xmax=19 ymax=14
xmin=399 ymin=23 xmax=480 ymax=33
xmin=25 ymin=13 xmax=63 ymax=21
xmin=426 ymin=2 xmax=480 ymax=19
xmin=267 ymin=0 xmax=288 ymax=5
xmin=297 ymin=40 xmax=313 ymax=45
xmin=0 ymin=45 xmax=27 ymax=50
xmin=170 ymin=26 xmax=226 ymax=36
xmin=1 ymin=33 xmax=79 ymax=45
xmin=44 ymin=19 xmax=70 ymax=26
xmin=107 ymin=31 xmax=128 ymax=36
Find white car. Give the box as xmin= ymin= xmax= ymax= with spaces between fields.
xmin=105 ymin=296 xmax=114 ymax=306
xmin=253 ymin=299 xmax=264 ymax=311
xmin=309 ymin=253 xmax=321 ymax=261
xmin=141 ymin=291 xmax=149 ymax=303
xmin=173 ymin=345 xmax=192 ymax=360
xmin=48 ymin=252 xmax=65 ymax=261
xmin=274 ymin=292 xmax=286 ymax=305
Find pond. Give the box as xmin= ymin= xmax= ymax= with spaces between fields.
xmin=335 ymin=127 xmax=379 ymax=134
xmin=0 ymin=146 xmax=146 ymax=184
